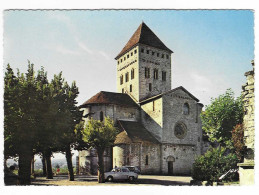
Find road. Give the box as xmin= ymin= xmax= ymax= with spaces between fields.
xmin=31 ymin=175 xmax=192 ymax=186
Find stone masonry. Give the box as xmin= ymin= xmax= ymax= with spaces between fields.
xmin=238 ymin=60 xmax=255 ymax=185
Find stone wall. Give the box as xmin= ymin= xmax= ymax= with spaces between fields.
xmin=242 ymin=63 xmax=255 ymax=163
xmin=116 ymin=44 xmax=172 ymax=102
xmin=238 ymin=60 xmax=255 ymax=185
xmin=138 ymin=44 xmax=171 ymax=101
xmin=161 ymin=144 xmax=197 ymax=175
xmin=78 ymin=148 xmax=112 ymax=175
xmin=162 ymin=89 xmax=203 ymax=150
xmin=117 ymin=45 xmax=140 ymax=101
xmin=78 ymin=103 xmax=140 ymax=175
xmin=113 ymin=143 xmax=161 ymax=175
xmin=81 ymin=104 xmax=140 ymax=125
xmin=140 ymin=97 xmax=163 ymax=141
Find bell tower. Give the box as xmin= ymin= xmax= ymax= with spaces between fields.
xmin=115 ymin=22 xmax=173 ymax=102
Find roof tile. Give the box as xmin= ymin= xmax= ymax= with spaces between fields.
xmin=115 ymin=22 xmax=173 ymax=59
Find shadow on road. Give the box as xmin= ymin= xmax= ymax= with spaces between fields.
xmin=134 ymin=178 xmax=189 ymax=186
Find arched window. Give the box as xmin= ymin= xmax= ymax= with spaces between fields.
xmin=100 ymin=111 xmax=104 ymax=122
xmin=183 ymin=103 xmax=189 ymax=115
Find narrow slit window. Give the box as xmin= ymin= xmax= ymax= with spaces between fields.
xmin=131 ymin=69 xmax=134 ymax=79
xmin=183 ymin=103 xmax=190 ymax=115
xmin=162 ymin=71 xmax=166 ymax=81
xmin=100 ymin=111 xmax=104 ymax=122
xmin=149 ymin=83 xmax=152 ymax=91
xmin=145 ymin=155 xmax=149 ymax=165
xmin=145 ymin=67 xmax=150 ymax=78
xmin=120 ymin=75 xmax=123 ymax=85
xmin=125 ymin=72 xmax=129 ymax=82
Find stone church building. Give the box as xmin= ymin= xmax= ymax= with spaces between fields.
xmin=78 ymin=22 xmax=204 ymax=175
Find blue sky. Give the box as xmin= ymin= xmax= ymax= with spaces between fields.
xmin=4 ymin=10 xmax=254 ymax=106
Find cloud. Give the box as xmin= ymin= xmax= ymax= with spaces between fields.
xmin=75 ymin=38 xmax=94 ymax=55
xmin=98 ymin=51 xmax=111 ymax=60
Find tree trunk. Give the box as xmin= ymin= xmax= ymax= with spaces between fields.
xmin=65 ymin=145 xmax=74 ymax=181
xmin=31 ymin=155 xmax=35 ymax=178
xmin=45 ymin=150 xmax=53 ymax=179
xmin=97 ymin=148 xmax=105 ymax=183
xmin=41 ymin=154 xmax=47 ymax=177
xmin=18 ymin=149 xmax=33 ymax=185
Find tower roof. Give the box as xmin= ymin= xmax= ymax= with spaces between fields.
xmin=115 ymin=22 xmax=173 ymax=59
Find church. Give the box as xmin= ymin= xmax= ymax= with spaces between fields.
xmin=78 ymin=22 xmax=206 ymax=175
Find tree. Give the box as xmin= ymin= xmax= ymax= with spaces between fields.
xmin=82 ymin=117 xmax=118 ymax=183
xmin=232 ymin=124 xmax=245 ymax=162
xmin=192 ymin=147 xmax=239 ymax=182
xmin=4 ymin=63 xmax=40 ymax=184
xmin=50 ymin=74 xmax=83 ymax=181
xmin=4 ymin=63 xmax=82 ymax=184
xmin=201 ymin=89 xmax=243 ymax=147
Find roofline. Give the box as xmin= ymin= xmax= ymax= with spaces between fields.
xmin=79 ymin=102 xmax=139 ymax=109
xmin=79 ymin=91 xmax=139 ymax=108
xmin=115 ymin=42 xmax=173 ymax=60
xmin=139 ymin=86 xmax=200 ymax=105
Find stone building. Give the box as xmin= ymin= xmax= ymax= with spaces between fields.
xmin=238 ymin=60 xmax=255 ymax=185
xmin=78 ymin=22 xmax=204 ymax=175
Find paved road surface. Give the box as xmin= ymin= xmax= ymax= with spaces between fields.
xmin=31 ymin=175 xmax=192 ymax=186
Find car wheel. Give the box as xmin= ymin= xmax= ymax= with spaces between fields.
xmin=107 ymin=176 xmax=113 ymax=182
xmin=129 ymin=176 xmax=134 ymax=182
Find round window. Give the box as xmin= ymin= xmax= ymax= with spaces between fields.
xmin=174 ymin=122 xmax=187 ymax=139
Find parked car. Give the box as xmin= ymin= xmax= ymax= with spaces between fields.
xmin=124 ymin=166 xmax=141 ymax=174
xmin=104 ymin=167 xmax=138 ymax=182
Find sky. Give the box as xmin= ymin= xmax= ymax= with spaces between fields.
xmin=3 ymin=10 xmax=254 ymax=107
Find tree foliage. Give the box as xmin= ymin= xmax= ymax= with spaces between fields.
xmin=192 ymin=147 xmax=239 ymax=182
xmin=201 ymin=89 xmax=243 ymax=147
xmin=4 ymin=62 xmax=82 ymax=184
xmin=82 ymin=117 xmax=118 ymax=183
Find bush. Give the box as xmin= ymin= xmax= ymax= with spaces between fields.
xmin=53 ymin=167 xmax=76 ymax=175
xmin=192 ymin=147 xmax=239 ymax=182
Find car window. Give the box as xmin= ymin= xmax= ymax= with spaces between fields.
xmin=122 ymin=168 xmax=129 ymax=172
xmin=116 ymin=168 xmax=121 ymax=172
xmin=111 ymin=169 xmax=115 ymax=172
xmin=128 ymin=167 xmax=134 ymax=171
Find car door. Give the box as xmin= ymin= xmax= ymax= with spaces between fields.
xmin=121 ymin=168 xmax=130 ymax=179
xmin=114 ymin=168 xmax=122 ymax=180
